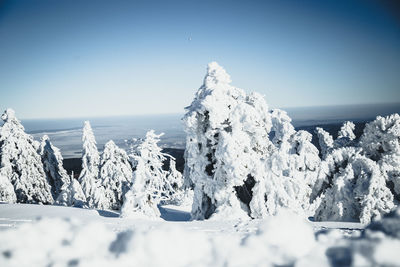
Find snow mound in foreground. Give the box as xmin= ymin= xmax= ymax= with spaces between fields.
xmin=1 ymin=208 xmax=400 ymax=267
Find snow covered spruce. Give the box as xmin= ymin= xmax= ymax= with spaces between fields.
xmin=0 ymin=109 xmax=53 ymax=204
xmin=183 ymin=62 xmax=321 ymax=220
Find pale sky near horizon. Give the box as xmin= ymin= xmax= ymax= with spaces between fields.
xmin=0 ymin=0 xmax=399 ymax=119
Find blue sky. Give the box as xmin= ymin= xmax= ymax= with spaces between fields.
xmin=0 ymin=0 xmax=399 ymax=119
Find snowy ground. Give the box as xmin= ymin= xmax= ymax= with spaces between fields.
xmin=0 ymin=203 xmax=364 ymax=235
xmin=3 ymin=203 xmax=398 ymax=267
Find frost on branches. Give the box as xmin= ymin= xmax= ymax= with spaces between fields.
xmin=314 ymin=148 xmax=394 ymax=224
xmin=78 ymin=121 xmax=102 ymax=208
xmin=0 ymin=109 xmax=53 ymax=204
xmin=39 ymin=135 xmax=86 ymax=207
xmin=121 ymin=130 xmax=180 ymax=218
xmin=183 ymin=62 xmax=320 ymax=220
xmin=98 ymin=140 xmax=132 ymax=210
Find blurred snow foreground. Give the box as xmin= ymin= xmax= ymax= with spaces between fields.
xmin=0 ymin=204 xmax=399 ymax=267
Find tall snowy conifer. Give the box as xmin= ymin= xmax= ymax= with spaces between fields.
xmin=78 ymin=121 xmax=102 ymax=208
xmin=184 ymin=62 xmax=274 ymax=220
xmin=39 ymin=135 xmax=70 ymax=200
xmin=0 ymin=109 xmax=53 ymax=204
xmin=98 ymin=140 xmax=132 ymax=210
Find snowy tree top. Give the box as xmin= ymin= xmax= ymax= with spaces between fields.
xmin=82 ymin=121 xmax=96 ymax=142
xmin=204 ymin=61 xmax=232 ymax=88
xmin=1 ymin=108 xmax=17 ymax=122
xmin=145 ymin=129 xmax=164 ymax=140
xmin=338 ymin=121 xmax=356 ymax=140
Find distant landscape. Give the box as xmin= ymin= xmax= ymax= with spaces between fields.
xmin=18 ymin=102 xmax=399 ymax=176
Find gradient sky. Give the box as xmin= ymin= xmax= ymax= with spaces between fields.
xmin=0 ymin=0 xmax=399 ymax=119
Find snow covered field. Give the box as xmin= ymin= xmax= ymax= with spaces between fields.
xmin=1 ymin=203 xmax=399 ymax=267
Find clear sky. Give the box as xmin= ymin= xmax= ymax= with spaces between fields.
xmin=0 ymin=0 xmax=399 ymax=119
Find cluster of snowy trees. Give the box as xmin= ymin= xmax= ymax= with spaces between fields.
xmin=0 ymin=109 xmax=183 ymax=218
xmin=183 ymin=62 xmax=399 ymax=223
xmin=0 ymin=62 xmax=398 ymax=223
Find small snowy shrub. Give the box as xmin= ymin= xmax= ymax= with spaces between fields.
xmin=121 ymin=130 xmax=182 ymax=218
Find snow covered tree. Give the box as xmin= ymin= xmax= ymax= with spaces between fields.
xmin=315 ymin=127 xmax=334 ymax=159
xmin=360 ymin=114 xmax=399 ymax=161
xmin=39 ymin=135 xmax=86 ymax=207
xmin=184 ymin=62 xmax=324 ymax=220
xmin=98 ymin=140 xmax=132 ymax=210
xmin=360 ymin=113 xmax=400 ymax=200
xmin=316 ymin=121 xmax=356 ymax=159
xmin=163 ymin=156 xmax=184 ymax=204
xmin=184 ymin=62 xmax=275 ymax=220
xmin=0 ymin=174 xmax=16 ymax=203
xmin=0 ymin=109 xmax=53 ymax=204
xmin=39 ymin=135 xmax=71 ymax=201
xmin=121 ymin=130 xmax=176 ymax=218
xmin=55 ymin=173 xmax=87 ymax=208
xmin=338 ymin=121 xmax=356 ymax=140
xmin=335 ymin=121 xmax=356 ymax=148
xmin=314 ymin=150 xmax=394 ymax=224
xmin=78 ymin=121 xmax=102 ymax=208
xmin=250 ymin=110 xmax=321 ymax=217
